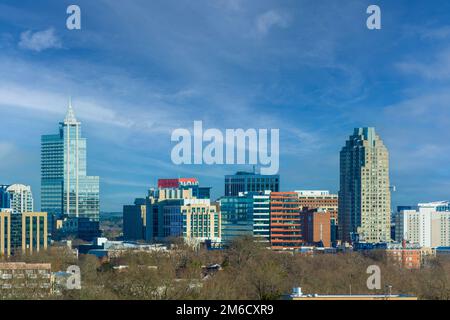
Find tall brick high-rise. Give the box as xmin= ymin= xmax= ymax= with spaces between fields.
xmin=270 ymin=192 xmax=302 ymax=250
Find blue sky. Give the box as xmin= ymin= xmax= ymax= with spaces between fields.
xmin=1 ymin=0 xmax=450 ymax=211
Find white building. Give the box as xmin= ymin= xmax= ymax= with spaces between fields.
xmin=396 ymin=201 xmax=450 ymax=248
xmin=5 ymin=184 xmax=34 ymax=213
xmin=296 ymin=190 xmax=331 ymax=197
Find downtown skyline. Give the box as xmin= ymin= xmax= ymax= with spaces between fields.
xmin=1 ymin=0 xmax=450 ymax=211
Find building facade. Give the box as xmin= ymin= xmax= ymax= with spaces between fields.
xmin=219 ymin=191 xmax=271 ymax=244
xmin=123 ymin=198 xmax=146 ymax=241
xmin=303 ymin=208 xmax=331 ymax=247
xmin=0 ymin=263 xmax=52 ymax=296
xmin=270 ymin=192 xmax=303 ymax=250
xmin=0 ymin=184 xmax=33 ymax=213
xmin=395 ymin=201 xmax=450 ymax=247
xmin=225 ymin=171 xmax=279 ymax=196
xmin=297 ymin=190 xmax=338 ymax=245
xmin=122 ymin=180 xmax=221 ymax=244
xmin=219 ymin=194 xmax=254 ymax=244
xmin=385 ymin=242 xmax=422 ymax=269
xmin=339 ymin=127 xmax=391 ymax=243
xmin=181 ymin=199 xmax=221 ymax=244
xmin=0 ymin=210 xmax=48 ymax=256
xmin=41 ymin=102 xmax=100 ymax=240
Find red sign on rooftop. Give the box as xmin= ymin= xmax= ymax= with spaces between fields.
xmin=157 ymin=178 xmax=198 ymax=188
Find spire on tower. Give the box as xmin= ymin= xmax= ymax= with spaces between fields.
xmin=64 ymin=97 xmax=79 ymax=124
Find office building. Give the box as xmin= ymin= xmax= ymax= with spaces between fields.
xmin=225 ymin=171 xmax=279 ymax=196
xmin=219 ymin=191 xmax=271 ymax=244
xmin=0 ymin=210 xmax=48 ymax=256
xmin=296 ymin=190 xmax=338 ymax=218
xmin=125 ymin=181 xmax=222 ymax=244
xmin=339 ymin=127 xmax=391 ymax=243
xmin=219 ymin=194 xmax=254 ymax=243
xmin=297 ymin=190 xmax=338 ymax=245
xmin=180 ymin=199 xmax=221 ymax=243
xmin=252 ymin=191 xmax=271 ymax=243
xmin=0 ymin=210 xmax=11 ymax=256
xmin=395 ymin=201 xmax=450 ymax=248
xmin=123 ymin=198 xmax=146 ymax=241
xmin=0 ymin=184 xmax=33 ymax=213
xmin=270 ymin=192 xmax=302 ymax=250
xmin=41 ymin=101 xmax=100 ymax=240
xmin=303 ymin=208 xmax=331 ymax=247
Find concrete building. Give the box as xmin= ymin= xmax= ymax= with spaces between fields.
xmin=41 ymin=101 xmax=100 ymax=240
xmin=0 ymin=263 xmax=52 ymax=296
xmin=270 ymin=192 xmax=302 ymax=250
xmin=0 ymin=210 xmax=48 ymax=256
xmin=339 ymin=127 xmax=391 ymax=243
xmin=225 ymin=171 xmax=279 ymax=196
xmin=180 ymin=199 xmax=221 ymax=244
xmin=395 ymin=201 xmax=450 ymax=248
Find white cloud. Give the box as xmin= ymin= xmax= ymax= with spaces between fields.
xmin=18 ymin=28 xmax=61 ymax=52
xmin=255 ymin=10 xmax=290 ymax=36
xmin=396 ymin=47 xmax=450 ymax=80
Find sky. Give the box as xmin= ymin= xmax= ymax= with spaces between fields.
xmin=1 ymin=0 xmax=450 ymax=212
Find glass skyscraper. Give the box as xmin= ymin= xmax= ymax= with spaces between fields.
xmin=224 ymin=171 xmax=280 ymax=196
xmin=219 ymin=191 xmax=271 ymax=244
xmin=41 ymin=102 xmax=100 ymax=225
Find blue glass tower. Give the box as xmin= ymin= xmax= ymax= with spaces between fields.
xmin=0 ymin=185 xmax=11 ymax=209
xmin=41 ymin=101 xmax=100 ymax=235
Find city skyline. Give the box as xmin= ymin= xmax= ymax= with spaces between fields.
xmin=2 ymin=101 xmax=449 ymax=212
xmin=1 ymin=1 xmax=450 ymax=211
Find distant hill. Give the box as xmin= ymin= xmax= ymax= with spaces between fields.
xmin=100 ymin=211 xmax=122 ymax=219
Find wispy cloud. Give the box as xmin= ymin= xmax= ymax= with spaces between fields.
xmin=396 ymin=49 xmax=450 ymax=80
xmin=255 ymin=10 xmax=290 ymax=36
xmin=419 ymin=26 xmax=450 ymax=40
xmin=18 ymin=28 xmax=61 ymax=52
